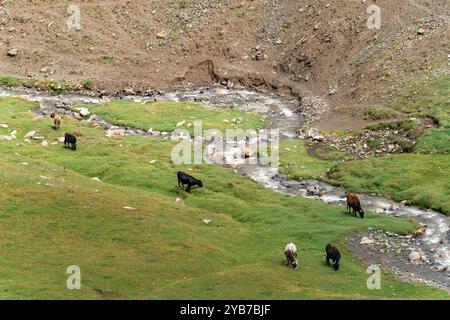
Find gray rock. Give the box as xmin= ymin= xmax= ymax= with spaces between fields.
xmin=0 ymin=135 xmax=12 ymax=141
xmin=409 ymin=251 xmax=421 ymax=262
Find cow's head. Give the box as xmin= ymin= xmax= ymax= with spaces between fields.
xmin=292 ymin=260 xmax=298 ymax=269
xmin=197 ymin=180 xmax=203 ymax=188
xmin=359 ymin=209 xmax=365 ymax=219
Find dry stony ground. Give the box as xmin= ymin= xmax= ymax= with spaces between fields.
xmin=0 ymin=0 xmax=449 ymax=130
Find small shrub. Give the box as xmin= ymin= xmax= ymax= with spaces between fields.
xmin=363 ymin=106 xmax=399 ymax=120
xmin=83 ymin=79 xmax=94 ymax=90
xmin=0 ymin=76 xmax=21 ymax=87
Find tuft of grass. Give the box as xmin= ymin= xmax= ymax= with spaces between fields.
xmin=0 ymin=76 xmax=22 ymax=87
xmin=99 ymin=56 xmax=113 ymax=64
xmin=179 ymin=0 xmax=187 ymax=9
xmin=363 ymin=106 xmax=399 ymax=121
xmin=82 ymin=79 xmax=94 ymax=90
xmin=0 ymin=97 xmax=446 ymax=299
xmin=365 ymin=119 xmax=418 ymax=133
xmin=367 ymin=139 xmax=381 ymax=150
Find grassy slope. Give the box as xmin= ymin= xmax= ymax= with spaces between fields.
xmin=326 ymin=154 xmax=450 ymax=214
xmin=86 ymin=100 xmax=267 ymax=134
xmin=414 ymin=127 xmax=450 ymax=155
xmin=0 ymin=97 xmax=447 ymax=299
xmin=279 ymin=75 xmax=449 ymax=214
xmin=393 ymin=75 xmax=450 ymax=127
xmin=325 ymin=75 xmax=450 ymax=214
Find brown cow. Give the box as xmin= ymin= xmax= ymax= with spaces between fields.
xmin=347 ymin=192 xmax=365 ymax=218
xmin=50 ymin=112 xmax=61 ymax=131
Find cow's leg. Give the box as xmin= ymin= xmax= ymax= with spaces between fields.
xmin=326 ymin=256 xmax=330 ymax=266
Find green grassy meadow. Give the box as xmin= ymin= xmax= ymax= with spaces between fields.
xmin=86 ymin=100 xmax=267 ymax=134
xmin=0 ymin=97 xmax=447 ymax=299
xmin=278 ymin=140 xmax=337 ymax=180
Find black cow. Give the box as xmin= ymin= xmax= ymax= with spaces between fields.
xmin=325 ymin=243 xmax=341 ymax=271
xmin=177 ymin=171 xmax=203 ymax=193
xmin=64 ymin=133 xmax=77 ymax=151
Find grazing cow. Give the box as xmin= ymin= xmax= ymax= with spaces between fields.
xmin=50 ymin=112 xmax=61 ymax=131
xmin=177 ymin=171 xmax=203 ymax=193
xmin=64 ymin=133 xmax=77 ymax=151
xmin=284 ymin=243 xmax=298 ymax=269
xmin=325 ymin=243 xmax=341 ymax=271
xmin=347 ymin=192 xmax=365 ymax=218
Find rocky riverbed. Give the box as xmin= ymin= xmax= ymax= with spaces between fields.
xmin=348 ymin=231 xmax=449 ymax=291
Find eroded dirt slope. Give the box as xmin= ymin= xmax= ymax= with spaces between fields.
xmin=0 ymin=0 xmax=448 ymax=129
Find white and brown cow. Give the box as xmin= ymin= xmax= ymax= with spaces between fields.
xmin=284 ymin=243 xmax=298 ymax=269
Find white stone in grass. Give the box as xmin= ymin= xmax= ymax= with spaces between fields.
xmin=78 ymin=107 xmax=91 ymax=118
xmin=234 ymin=117 xmax=243 ymax=124
xmin=0 ymin=124 xmax=8 ymax=128
xmin=123 ymin=206 xmax=136 ymax=210
xmin=92 ymin=177 xmax=101 ymax=182
xmin=24 ymin=130 xmax=36 ymax=139
xmin=203 ymin=219 xmax=211 ymax=225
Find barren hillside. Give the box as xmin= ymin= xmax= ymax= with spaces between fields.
xmin=0 ymin=0 xmax=449 ymax=128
